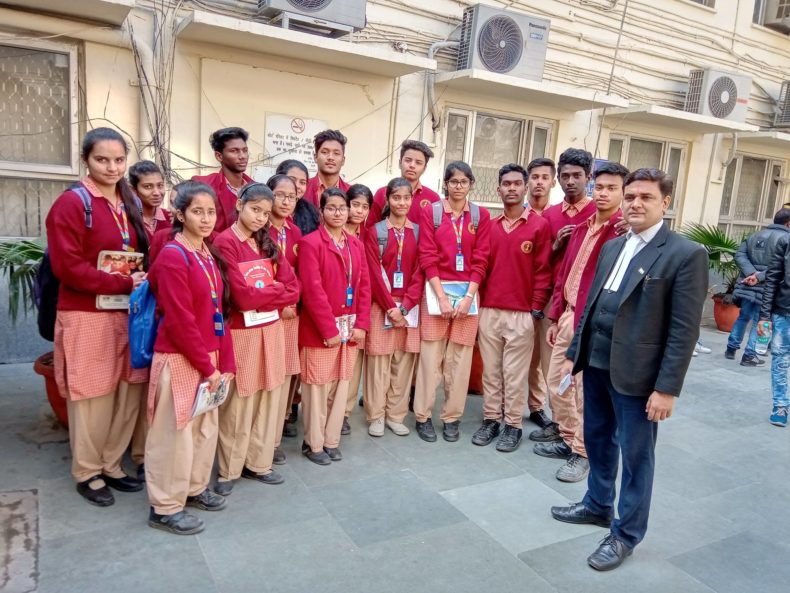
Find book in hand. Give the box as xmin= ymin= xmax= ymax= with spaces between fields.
xmin=384 ymin=302 xmax=419 ymax=328
xmin=191 ymin=375 xmax=231 ymax=419
xmin=96 ymin=250 xmax=145 ymax=310
xmin=335 ymin=314 xmax=357 ymax=343
xmin=425 ymin=281 xmax=478 ymax=316
xmin=238 ymin=259 xmax=279 ymax=327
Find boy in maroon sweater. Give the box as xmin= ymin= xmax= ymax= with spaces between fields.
xmin=474 ymin=164 xmax=552 ymax=452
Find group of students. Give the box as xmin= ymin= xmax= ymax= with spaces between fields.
xmin=48 ymin=123 xmax=633 ymax=536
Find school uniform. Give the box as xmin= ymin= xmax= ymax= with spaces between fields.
xmin=415 ymin=199 xmax=491 ymax=424
xmin=478 ymin=210 xmax=551 ymax=428
xmin=145 ymin=235 xmax=236 ymax=516
xmin=363 ymin=220 xmax=423 ymax=423
xmin=367 ymin=184 xmax=441 ymax=227
xmin=344 ymin=224 xmax=367 ymax=418
xmin=297 ymin=226 xmax=371 ymax=453
xmin=303 ymin=175 xmax=351 ymax=208
xmin=46 ymin=177 xmax=147 ymax=487
xmin=192 ymin=171 xmax=254 ymax=234
xmin=213 ymin=226 xmax=300 ymax=480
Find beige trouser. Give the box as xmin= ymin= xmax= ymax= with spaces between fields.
xmin=345 ymin=349 xmax=365 ymax=416
xmin=145 ymin=365 xmax=219 ymax=515
xmin=274 ymin=374 xmax=298 ymax=448
xmin=302 ymin=380 xmax=349 ymax=452
xmin=68 ymin=380 xmax=143 ymax=484
xmin=130 ymin=383 xmax=149 ymax=466
xmin=527 ymin=309 xmax=551 ymax=413
xmin=478 ymin=308 xmax=535 ymax=429
xmin=364 ymin=351 xmax=417 ymax=423
xmin=414 ymin=338 xmax=474 ymax=423
xmin=548 ymin=307 xmax=586 ymax=456
xmin=217 ymin=384 xmax=283 ymax=480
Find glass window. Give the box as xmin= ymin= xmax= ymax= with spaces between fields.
xmin=607 ymin=138 xmax=623 ymax=164
xmin=0 ymin=177 xmax=69 ymax=237
xmin=627 ymin=139 xmax=663 ymax=170
xmin=470 ymin=114 xmax=523 ymax=203
xmin=666 ymin=146 xmax=683 ymax=212
xmin=764 ymin=163 xmax=783 ymax=219
xmin=444 ymin=113 xmax=468 ymax=164
xmin=720 ymin=159 xmax=737 ymax=216
xmin=530 ymin=126 xmax=548 ymax=161
xmin=733 ymin=157 xmax=767 ymax=222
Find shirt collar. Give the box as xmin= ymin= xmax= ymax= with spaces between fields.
xmin=626 ymin=220 xmax=664 ymax=244
xmin=441 ymin=198 xmax=471 ymax=214
xmin=153 ymin=207 xmax=168 ymax=222
xmin=81 ymin=176 xmax=118 ymax=205
xmin=561 ymin=196 xmax=591 ymax=213
xmin=385 ymin=218 xmax=415 ymax=230
xmin=495 ymin=208 xmax=530 ymax=224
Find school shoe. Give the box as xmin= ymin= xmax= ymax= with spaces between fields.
xmin=359 ymin=396 xmax=364 ymax=407
xmin=148 ymin=508 xmax=204 ymax=536
xmin=102 ymin=474 xmax=144 ymax=493
xmin=242 ymin=467 xmax=284 ymax=485
xmin=416 ymin=419 xmax=437 ymax=442
xmin=302 ymin=441 xmax=332 ymax=465
xmin=528 ymin=409 xmax=553 ymax=429
xmin=556 ymin=454 xmax=590 ymax=482
xmin=551 ymin=502 xmax=613 ymax=528
xmin=694 ymin=342 xmax=712 ymax=354
xmin=386 ymin=419 xmax=410 ymax=436
xmin=76 ymin=475 xmax=115 ymax=507
xmin=471 ymin=419 xmax=501 ymax=446
xmin=408 ymin=386 xmax=415 ymax=412
xmin=324 ymin=447 xmax=343 ymax=462
xmin=186 ymin=489 xmax=227 ymax=511
xmin=587 ymin=533 xmax=633 ymax=571
xmin=136 ymin=463 xmax=145 ymax=482
xmin=443 ymin=420 xmax=461 ymax=442
xmin=534 ymin=440 xmax=572 ymax=459
xmin=368 ymin=417 xmax=385 ymax=437
xmin=770 ymin=406 xmax=788 ymax=427
xmin=724 ymin=347 xmax=736 ymax=360
xmin=495 ymin=425 xmax=523 ymax=452
xmin=214 ymin=480 xmax=235 ymax=497
xmin=341 ymin=417 xmax=351 ymax=436
xmin=287 ymin=404 xmax=299 ymax=424
xmin=273 ymin=447 xmax=286 ymax=465
xmin=282 ymin=421 xmax=298 ymax=438
xmin=741 ymin=354 xmax=765 ymax=367
xmin=529 ymin=422 xmax=561 ymax=442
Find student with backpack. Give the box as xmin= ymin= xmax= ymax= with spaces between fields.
xmin=297 ymin=188 xmax=371 ymax=465
xmin=145 ymin=181 xmax=236 ymax=535
xmin=45 ymin=127 xmax=150 ymax=506
xmin=212 ymin=183 xmax=300 ymax=495
xmin=414 ymin=161 xmax=491 ymax=443
xmin=363 ymin=178 xmax=423 ymax=437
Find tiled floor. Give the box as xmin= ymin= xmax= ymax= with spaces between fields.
xmin=1 ymin=327 xmax=787 ymax=593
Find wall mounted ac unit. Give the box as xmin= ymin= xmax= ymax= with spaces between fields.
xmin=763 ymin=0 xmax=790 ymax=33
xmin=258 ymin=0 xmax=366 ymax=37
xmin=683 ymin=68 xmax=752 ymax=122
xmin=456 ymin=4 xmax=550 ymax=81
xmin=776 ymin=81 xmax=790 ymax=128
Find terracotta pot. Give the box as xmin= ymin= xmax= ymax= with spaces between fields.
xmin=469 ymin=342 xmax=484 ymax=395
xmin=712 ymin=295 xmax=740 ymax=333
xmin=33 ymin=351 xmax=68 ymax=429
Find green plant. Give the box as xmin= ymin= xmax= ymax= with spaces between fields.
xmin=679 ymin=223 xmax=746 ymax=297
xmin=0 ymin=238 xmax=45 ymax=323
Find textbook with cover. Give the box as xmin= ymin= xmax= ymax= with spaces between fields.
xmin=96 ymin=250 xmax=145 ymax=310
xmin=191 ymin=375 xmax=231 ymax=418
xmin=238 ymin=259 xmax=279 ymax=327
xmin=425 ymin=281 xmax=479 ymax=316
xmin=335 ymin=314 xmax=357 ymax=343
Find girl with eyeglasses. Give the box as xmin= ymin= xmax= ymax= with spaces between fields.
xmin=276 ymin=159 xmax=320 ymax=236
xmin=296 ymin=187 xmax=371 ymax=465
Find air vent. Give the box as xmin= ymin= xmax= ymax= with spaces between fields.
xmin=288 ymin=0 xmax=332 ymax=10
xmin=683 ymin=68 xmax=751 ymax=122
xmin=258 ymin=0 xmax=366 ymax=37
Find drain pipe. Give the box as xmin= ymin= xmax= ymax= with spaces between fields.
xmin=424 ymin=40 xmax=459 ymax=140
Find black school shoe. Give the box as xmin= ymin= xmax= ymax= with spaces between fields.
xmin=471 ymin=419 xmax=501 ymax=446
xmin=148 ymin=508 xmax=204 ymax=535
xmin=186 ymin=489 xmax=227 ymax=511
xmin=76 ymin=475 xmax=114 ymax=507
xmin=416 ymin=419 xmax=437 ymax=442
xmin=587 ymin=533 xmax=633 ymax=571
xmin=214 ymin=480 xmax=235 ymax=497
xmin=443 ymin=420 xmax=460 ymax=442
xmin=495 ymin=425 xmax=523 ymax=452
xmin=102 ymin=474 xmax=144 ymax=492
xmin=273 ymin=447 xmax=286 ymax=465
xmin=528 ymin=409 xmax=553 ymax=429
xmin=282 ymin=421 xmax=298 ymax=438
xmin=242 ymin=467 xmax=285 ymax=484
xmin=302 ymin=440 xmax=332 ymax=465
xmin=341 ymin=417 xmax=351 ymax=435
xmin=323 ymin=447 xmax=343 ymax=462
xmin=136 ymin=463 xmax=145 ymax=481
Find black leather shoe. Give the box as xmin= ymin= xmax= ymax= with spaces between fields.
xmin=186 ymin=489 xmax=227 ymax=511
xmin=724 ymin=347 xmax=736 ymax=360
xmin=529 ymin=409 xmax=553 ymax=429
xmin=302 ymin=441 xmax=332 ymax=465
xmin=551 ymin=502 xmax=612 ymax=528
xmin=495 ymin=425 xmax=523 ymax=452
xmin=341 ymin=417 xmax=351 ymax=436
xmin=471 ymin=419 xmax=501 ymax=446
xmin=443 ymin=420 xmax=460 ymax=442
xmin=323 ymin=447 xmax=343 ymax=461
xmin=408 ymin=386 xmax=415 ymax=412
xmin=529 ymin=422 xmax=561 ymax=442
xmin=136 ymin=463 xmax=145 ymax=481
xmin=214 ymin=480 xmax=234 ymax=497
xmin=534 ymin=440 xmax=572 ymax=459
xmin=282 ymin=421 xmax=298 ymax=438
xmin=416 ymin=419 xmax=437 ymax=442
xmin=148 ymin=507 xmax=204 ymax=535
xmin=273 ymin=447 xmax=286 ymax=465
xmin=242 ymin=466 xmax=285 ymax=484
xmin=76 ymin=475 xmax=114 ymax=507
xmin=102 ymin=474 xmax=144 ymax=493
xmin=587 ymin=533 xmax=632 ymax=571
xmin=358 ymin=396 xmax=364 ymax=407
xmin=288 ymin=404 xmax=299 ymax=424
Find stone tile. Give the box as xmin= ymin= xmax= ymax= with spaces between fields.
xmin=653 ymin=443 xmax=746 ymax=501
xmin=0 ymin=490 xmax=38 ymax=593
xmin=442 ymin=474 xmax=602 ymax=554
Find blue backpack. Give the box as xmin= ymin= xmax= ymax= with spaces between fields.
xmin=128 ymin=244 xmax=188 ymax=369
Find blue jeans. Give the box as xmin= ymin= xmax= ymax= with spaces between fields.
xmin=771 ymin=314 xmax=790 ymax=408
xmin=727 ymin=298 xmax=760 ymax=357
xmin=582 ymin=367 xmax=657 ymax=549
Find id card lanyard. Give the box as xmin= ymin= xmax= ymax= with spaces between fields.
xmin=277 ymin=227 xmax=287 ymax=256
xmin=108 ymin=201 xmax=133 ymax=251
xmin=193 ymin=251 xmax=224 ymax=336
xmin=334 ymin=236 xmax=354 ymax=307
xmin=452 ymin=213 xmax=465 ymax=272
xmin=392 ymin=227 xmax=405 ymax=289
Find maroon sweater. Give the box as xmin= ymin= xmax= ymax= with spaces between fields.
xmin=367 ymin=184 xmax=441 ymax=227
xmin=542 ymin=199 xmax=596 ymax=278
xmin=192 ymin=171 xmax=253 ymax=234
xmin=364 ymin=221 xmax=424 ymax=313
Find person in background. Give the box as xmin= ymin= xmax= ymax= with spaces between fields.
xmin=526 ymin=157 xmax=556 ymax=216
xmin=303 ymin=130 xmax=351 ymax=208
xmin=276 ymin=159 xmax=320 ymax=236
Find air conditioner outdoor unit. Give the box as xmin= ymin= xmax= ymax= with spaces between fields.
xmin=258 ymin=0 xmax=366 ymax=37
xmin=776 ymin=81 xmax=790 ymax=128
xmin=683 ymin=68 xmax=752 ymax=122
xmin=763 ymin=0 xmax=790 ymax=33
xmin=456 ymin=4 xmax=550 ymax=81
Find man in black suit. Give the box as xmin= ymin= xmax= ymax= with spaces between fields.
xmin=550 ymin=168 xmax=708 ymax=570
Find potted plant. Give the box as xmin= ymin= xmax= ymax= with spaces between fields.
xmin=0 ymin=238 xmax=67 ymax=427
xmin=680 ymin=223 xmax=744 ymax=332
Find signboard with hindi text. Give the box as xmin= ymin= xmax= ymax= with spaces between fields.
xmin=263 ymin=113 xmax=328 ymax=174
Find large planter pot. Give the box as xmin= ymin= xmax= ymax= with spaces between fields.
xmin=469 ymin=342 xmax=484 ymax=395
xmin=33 ymin=351 xmax=68 ymax=429
xmin=712 ymin=294 xmax=740 ymax=333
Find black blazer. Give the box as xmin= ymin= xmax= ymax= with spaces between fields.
xmin=566 ymin=224 xmax=708 ymax=397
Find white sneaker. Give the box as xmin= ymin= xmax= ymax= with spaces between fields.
xmin=368 ymin=417 xmax=385 ymax=437
xmin=695 ymin=342 xmax=711 ymax=354
xmin=692 ymin=350 xmax=698 ymax=357
xmin=385 ymin=419 xmax=410 ymax=436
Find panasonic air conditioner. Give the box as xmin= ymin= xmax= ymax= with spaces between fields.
xmin=683 ymin=68 xmax=752 ymax=122
xmin=258 ymin=0 xmax=367 ymax=37
xmin=776 ymin=81 xmax=790 ymax=128
xmin=456 ymin=4 xmax=550 ymax=81
xmin=763 ymin=0 xmax=790 ymax=34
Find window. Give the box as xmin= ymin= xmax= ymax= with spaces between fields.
xmin=607 ymin=135 xmax=687 ymax=226
xmin=754 ymin=0 xmax=790 ymax=27
xmin=0 ymin=39 xmax=79 ymax=237
xmin=442 ymin=108 xmax=554 ymax=210
xmin=688 ymin=0 xmax=715 ymax=7
xmin=719 ymin=154 xmax=787 ymax=237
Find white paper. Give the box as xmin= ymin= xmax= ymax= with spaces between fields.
xmin=242 ymin=309 xmax=280 ymax=327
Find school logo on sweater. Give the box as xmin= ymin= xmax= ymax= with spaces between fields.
xmin=467 ymin=222 xmax=476 ymax=234
xmin=420 ymin=199 xmax=430 ymax=209
xmin=520 ymin=241 xmax=533 ymax=254
xmin=293 ymin=244 xmax=299 ymax=256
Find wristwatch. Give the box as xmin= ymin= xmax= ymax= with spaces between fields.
xmin=531 ymin=309 xmax=545 ymax=320
xmin=398 ymin=304 xmax=409 ymax=317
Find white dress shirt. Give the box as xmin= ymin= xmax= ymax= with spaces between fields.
xmin=603 ymin=220 xmax=664 ymax=292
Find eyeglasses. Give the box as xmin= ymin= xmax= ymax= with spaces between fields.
xmin=324 ymin=206 xmax=348 ymax=215
xmin=447 ymin=179 xmax=471 ymax=188
xmin=274 ymin=192 xmax=297 ymax=203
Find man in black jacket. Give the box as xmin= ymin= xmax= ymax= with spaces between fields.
xmin=550 ymin=168 xmax=708 ymax=571
xmin=727 ymin=210 xmax=790 ymax=366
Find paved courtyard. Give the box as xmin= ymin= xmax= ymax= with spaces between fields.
xmin=1 ymin=326 xmax=788 ymax=593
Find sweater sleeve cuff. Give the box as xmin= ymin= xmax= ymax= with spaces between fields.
xmin=425 ymin=267 xmax=439 ymax=282
xmin=470 ymin=272 xmax=483 ymax=285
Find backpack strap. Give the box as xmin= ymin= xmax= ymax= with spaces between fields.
xmin=164 ymin=243 xmax=190 ymax=265
xmin=72 ymin=186 xmax=93 ymax=229
xmin=432 ymin=201 xmax=443 ymax=229
xmin=470 ymin=202 xmax=480 ymax=230
xmin=375 ymin=220 xmax=389 ymax=259
xmin=412 ymin=222 xmax=420 ymax=244
xmin=433 ymin=201 xmax=479 ymax=230
xmin=131 ymin=194 xmax=143 ymax=217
